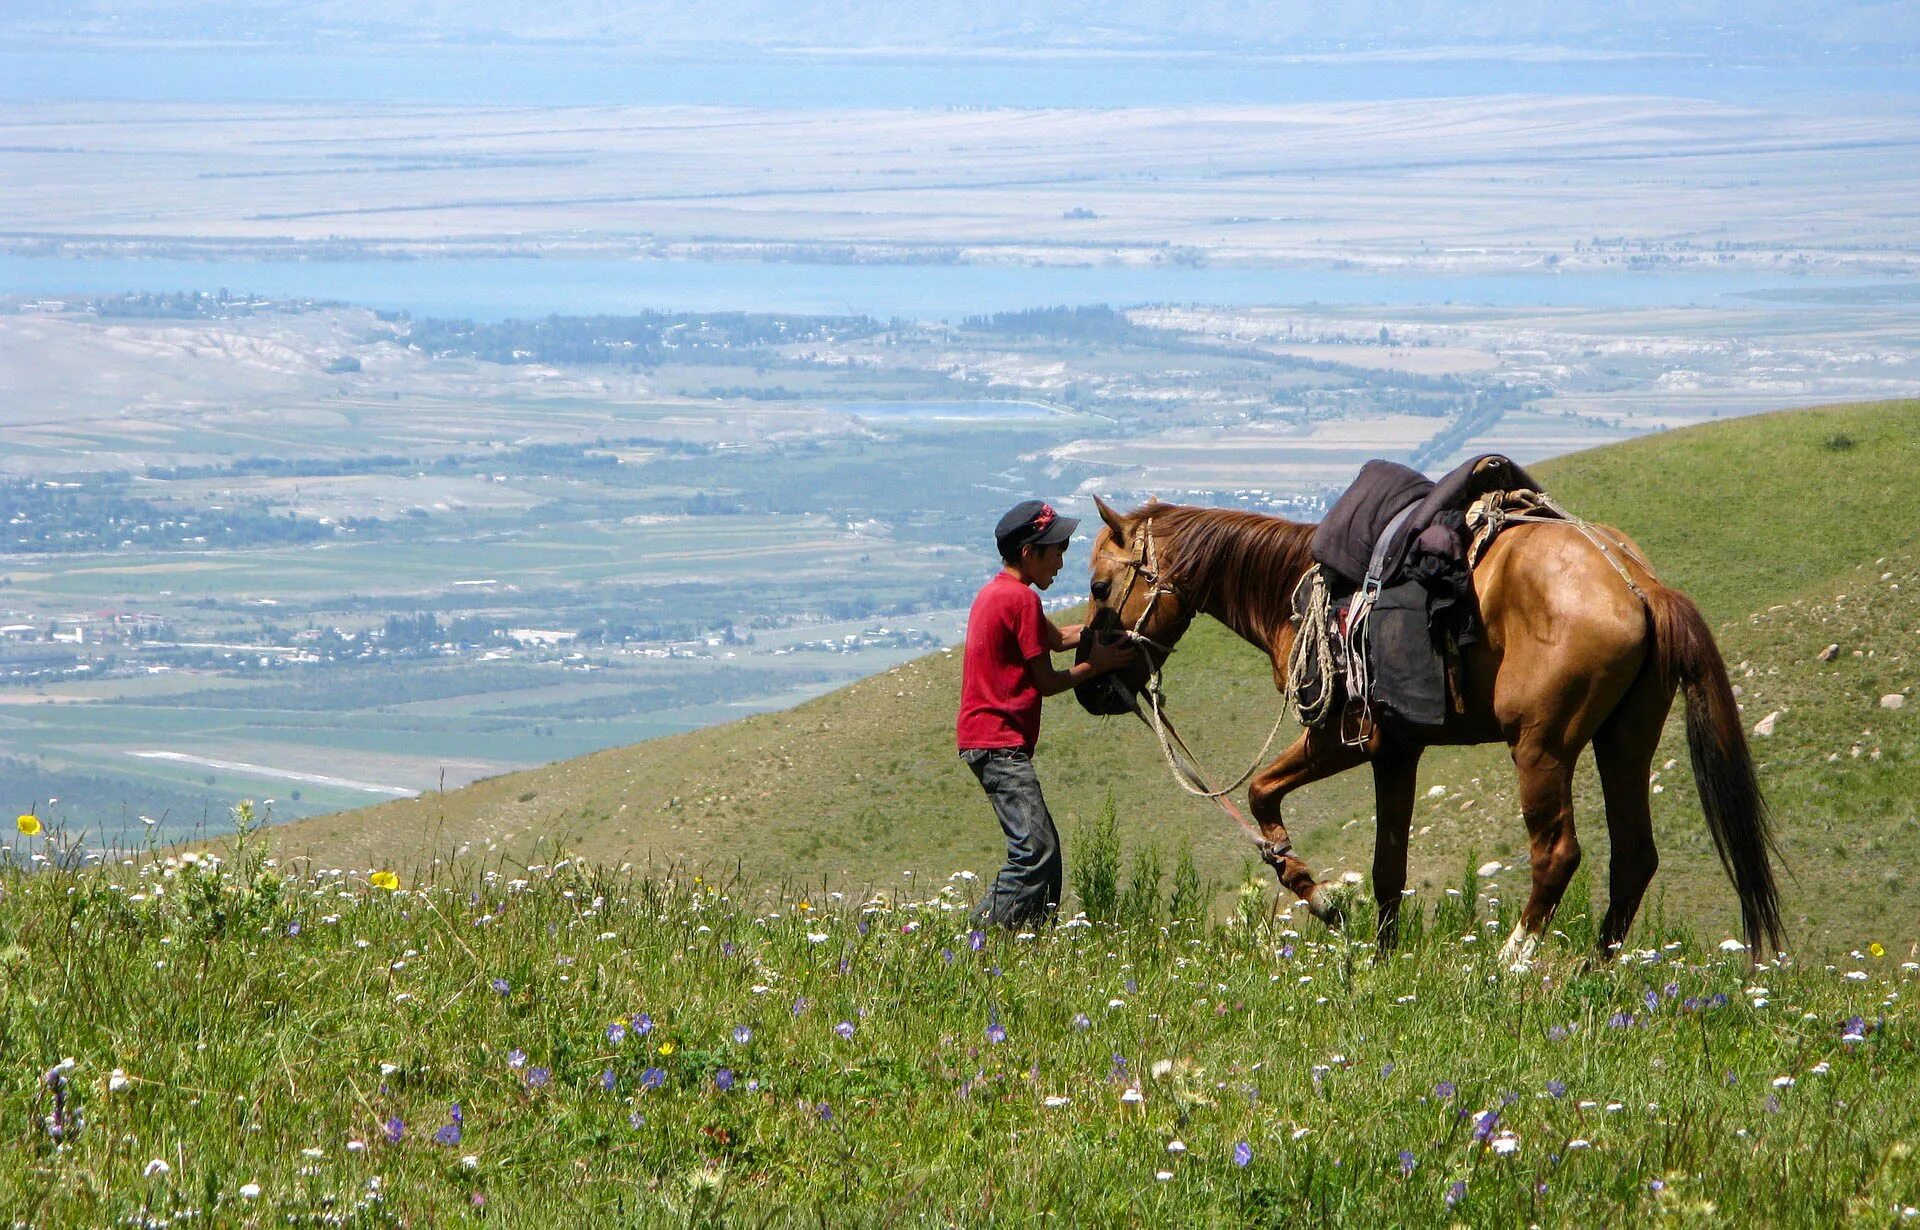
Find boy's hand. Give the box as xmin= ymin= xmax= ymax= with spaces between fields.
xmin=1087 ymin=635 xmax=1136 ymax=675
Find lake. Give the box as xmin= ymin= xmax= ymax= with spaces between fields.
xmin=2 ymin=254 xmax=1896 ymax=322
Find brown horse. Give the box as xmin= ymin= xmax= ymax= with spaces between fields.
xmin=1085 ymin=496 xmax=1783 ymax=962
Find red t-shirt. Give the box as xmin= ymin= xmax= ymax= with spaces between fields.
xmin=956 ymin=572 xmax=1049 ymax=751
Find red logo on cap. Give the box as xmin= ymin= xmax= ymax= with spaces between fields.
xmin=1031 ymin=505 xmax=1056 ymax=532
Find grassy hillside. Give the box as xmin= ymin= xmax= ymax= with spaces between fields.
xmin=265 ymin=400 xmax=1920 ymax=951
xmin=4 ymin=852 xmax=1916 ymax=1224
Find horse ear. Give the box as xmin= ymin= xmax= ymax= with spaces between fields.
xmin=1093 ymin=495 xmax=1129 ymax=547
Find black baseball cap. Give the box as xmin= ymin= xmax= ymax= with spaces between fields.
xmin=995 ymin=500 xmax=1080 ymax=553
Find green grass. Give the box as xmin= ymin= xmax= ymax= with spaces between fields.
xmin=4 ymin=832 xmax=1916 ymax=1225
xmin=277 ymin=399 xmax=1920 ymax=953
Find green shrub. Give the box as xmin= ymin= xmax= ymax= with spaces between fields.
xmin=1070 ymin=792 xmax=1120 ymax=922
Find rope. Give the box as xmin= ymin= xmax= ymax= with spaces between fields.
xmin=1480 ymin=494 xmax=1655 ymax=601
xmin=1285 ymin=565 xmax=1339 ymax=729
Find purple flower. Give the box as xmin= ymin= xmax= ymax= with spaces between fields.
xmin=383 ymin=1116 xmax=404 ymax=1144
xmin=490 ymin=978 xmax=510 ymax=995
xmin=527 ymin=1067 xmax=550 ymax=1089
xmin=1232 ymin=1141 xmax=1253 ymax=1168
xmin=607 ymin=1022 xmax=627 ymax=1045
xmin=1398 ymin=1150 xmax=1417 ymax=1177
xmin=1070 ymin=1013 xmax=1091 ymax=1031
xmin=1546 ymin=1080 xmax=1567 ymax=1098
xmin=1279 ymin=943 xmax=1295 ymax=959
xmin=629 ymin=1111 xmax=645 ymax=1129
xmin=287 ymin=920 xmax=301 ymax=936
xmin=1650 ymin=1179 xmax=1666 ymax=1193
xmin=1380 ymin=1062 xmax=1395 ymax=1079
xmin=507 ymin=1048 xmax=527 ymax=1069
xmin=1710 ymin=993 xmax=1730 ymax=1008
xmin=639 ymin=1067 xmax=665 ymax=1090
xmin=721 ymin=941 xmax=737 ymax=957
xmin=450 ymin=1103 xmax=463 ymax=1124
xmin=1446 ymin=1180 xmax=1466 ymax=1207
xmin=817 ymin=1102 xmax=833 ymax=1123
xmin=791 ymin=996 xmax=810 ymax=1018
xmin=1434 ymin=1080 xmax=1456 ymax=1100
xmin=1682 ymin=997 xmax=1702 ymax=1012
xmin=1608 ymin=1012 xmax=1633 ymax=1030
xmin=835 ymin=1020 xmax=856 ymax=1040
xmin=1644 ymin=990 xmax=1660 ymax=1012
xmin=434 ymin=1122 xmax=462 ymax=1147
xmin=1765 ymin=1094 xmax=1782 ymax=1115
xmin=1844 ymin=1015 xmax=1868 ymax=1036
xmin=1663 ymin=982 xmax=1679 ymax=1000
xmin=601 ymin=1068 xmax=616 ymax=1093
xmin=1546 ymin=1025 xmax=1569 ymax=1042
xmin=632 ymin=1013 xmax=654 ymax=1036
xmin=732 ymin=1026 xmax=752 ymax=1045
xmin=1472 ymin=1111 xmax=1500 ymax=1143
xmin=1124 ymin=978 xmax=1138 ymax=995
xmin=968 ymin=930 xmax=986 ymax=952
xmin=985 ymin=1023 xmax=1007 ymax=1045
xmin=714 ymin=1068 xmax=735 ymax=1092
xmin=943 ymin=948 xmax=955 ymax=963
xmin=838 ymin=957 xmax=851 ymax=975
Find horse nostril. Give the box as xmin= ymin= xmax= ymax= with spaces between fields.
xmin=1090 ymin=580 xmax=1110 ymax=600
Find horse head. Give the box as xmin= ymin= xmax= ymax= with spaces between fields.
xmin=1075 ymin=497 xmax=1197 ymax=714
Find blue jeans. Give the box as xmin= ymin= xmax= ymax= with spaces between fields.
xmin=961 ymin=748 xmax=1062 ymax=928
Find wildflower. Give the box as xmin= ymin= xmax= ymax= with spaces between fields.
xmin=1650 ymin=1178 xmax=1666 ymax=1193
xmin=1765 ymin=1094 xmax=1782 ymax=1114
xmin=639 ymin=1067 xmax=665 ymax=1090
xmin=817 ymin=1102 xmax=833 ymax=1122
xmin=1120 ymin=1088 xmax=1144 ymax=1104
xmin=714 ymin=1068 xmax=735 ymax=1092
xmin=1772 ymin=1076 xmax=1795 ymax=1088
xmin=1167 ymin=1140 xmax=1187 ymax=1155
xmin=1155 ymin=1170 xmax=1174 ymax=1182
xmin=1567 ymin=1138 xmax=1591 ymax=1150
xmin=657 ymin=1041 xmax=675 ymax=1056
xmin=1490 ymin=1133 xmax=1521 ymax=1156
xmin=632 ymin=1013 xmax=654 ymax=1035
xmin=985 ymin=1023 xmax=1007 ymax=1045
xmin=287 ymin=921 xmax=301 ymax=937
xmin=238 ymin=1183 xmax=261 ymax=1199
xmin=607 ymin=1022 xmax=627 ymax=1045
xmin=507 ymin=1049 xmax=527 ymax=1069
xmin=451 ymin=1103 xmax=463 ymax=1123
xmin=1434 ymin=1080 xmax=1456 ymax=1100
xmin=968 ymin=930 xmax=986 ymax=951
xmin=1870 ymin=942 xmax=1886 ymax=958
xmin=16 ymin=814 xmax=41 ymax=836
xmin=601 ymin=1069 xmax=616 ymax=1092
xmin=1232 ymin=1141 xmax=1253 ymax=1168
xmin=835 ymin=1021 xmax=856 ymax=1040
xmin=1608 ymin=1012 xmax=1633 ymax=1029
xmin=1719 ymin=939 xmax=1747 ymax=952
xmin=1446 ymin=1180 xmax=1466 ymax=1207
xmin=109 ymin=1068 xmax=130 ymax=1092
xmin=1070 ymin=1012 xmax=1091 ymax=1031
xmin=490 ymin=978 xmax=510 ymax=995
xmin=371 ymin=871 xmax=399 ymax=891
xmin=1472 ymin=1111 xmax=1500 ymax=1142
xmin=144 ymin=1158 xmax=171 ymax=1178
xmin=1398 ymin=1150 xmax=1416 ymax=1176
xmin=791 ymin=996 xmax=809 ymax=1017
xmin=526 ymin=1067 xmax=550 ymax=1088
xmin=1644 ymin=990 xmax=1660 ymax=1011
xmin=383 ymin=1116 xmax=404 ymax=1144
xmin=1546 ymin=1025 xmax=1570 ymax=1042
xmin=435 ymin=1122 xmax=462 ymax=1146
xmin=1546 ymin=1080 xmax=1567 ymax=1098
xmin=732 ymin=1026 xmax=752 ymax=1045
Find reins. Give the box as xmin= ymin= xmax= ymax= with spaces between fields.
xmin=1106 ymin=522 xmax=1290 ymax=852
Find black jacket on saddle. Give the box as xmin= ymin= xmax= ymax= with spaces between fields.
xmin=1305 ymin=454 xmax=1544 ymax=730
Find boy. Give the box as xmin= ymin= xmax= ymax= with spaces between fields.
xmin=957 ymin=500 xmax=1135 ymax=928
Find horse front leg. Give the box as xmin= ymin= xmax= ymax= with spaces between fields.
xmin=1247 ymin=728 xmax=1371 ymax=929
xmin=1370 ymin=750 xmax=1422 ymax=952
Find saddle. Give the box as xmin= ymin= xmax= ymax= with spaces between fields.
xmin=1292 ymin=454 xmax=1551 ymax=737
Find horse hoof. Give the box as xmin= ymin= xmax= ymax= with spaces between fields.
xmin=1305 ymin=882 xmax=1350 ymax=930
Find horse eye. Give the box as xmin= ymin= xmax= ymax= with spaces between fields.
xmin=1090 ymin=579 xmax=1111 ymax=600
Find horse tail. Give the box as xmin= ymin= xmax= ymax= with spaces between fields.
xmin=1644 ymin=583 xmax=1785 ymax=954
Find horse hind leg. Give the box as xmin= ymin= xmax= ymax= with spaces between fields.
xmin=1246 ymin=728 xmax=1372 ymax=929
xmin=1501 ymin=740 xmax=1582 ymax=971
xmin=1591 ymin=674 xmax=1671 ymax=956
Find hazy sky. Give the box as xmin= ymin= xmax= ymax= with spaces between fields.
xmin=7 ymin=0 xmax=1917 ymax=57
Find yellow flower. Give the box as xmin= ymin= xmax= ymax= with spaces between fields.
xmin=1869 ymin=942 xmax=1886 ymax=958
xmin=370 ymin=870 xmax=399 ymax=891
xmin=16 ymin=814 xmax=41 ymax=836
xmin=657 ymin=1040 xmax=676 ymax=1056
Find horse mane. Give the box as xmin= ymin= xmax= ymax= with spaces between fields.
xmin=1129 ymin=502 xmax=1316 ymax=644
